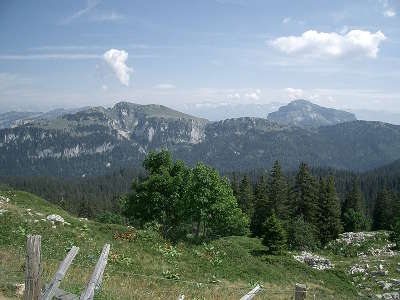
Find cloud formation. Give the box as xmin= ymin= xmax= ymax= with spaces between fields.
xmin=384 ymin=8 xmax=396 ymax=17
xmin=270 ymin=30 xmax=386 ymax=58
xmin=103 ymin=49 xmax=133 ymax=86
xmin=286 ymin=88 xmax=304 ymax=100
xmin=155 ymin=84 xmax=175 ymax=89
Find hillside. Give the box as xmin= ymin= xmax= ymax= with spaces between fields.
xmin=2 ymin=102 xmax=400 ymax=177
xmin=268 ymin=100 xmax=357 ymax=127
xmin=0 ymin=189 xmax=366 ymax=299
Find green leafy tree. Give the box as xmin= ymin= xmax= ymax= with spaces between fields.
xmin=250 ymin=176 xmax=270 ymax=237
xmin=188 ymin=162 xmax=249 ymax=238
xmin=317 ymin=177 xmax=343 ymax=245
xmin=125 ymin=150 xmax=249 ymax=239
xmin=291 ymin=162 xmax=318 ymax=226
xmin=125 ymin=150 xmax=190 ymax=237
xmin=268 ymin=161 xmax=288 ymax=219
xmin=262 ymin=213 xmax=287 ymax=255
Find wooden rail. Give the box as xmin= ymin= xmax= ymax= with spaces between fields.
xmin=24 ymin=235 xmax=110 ymax=300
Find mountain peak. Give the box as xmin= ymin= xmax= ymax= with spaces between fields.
xmin=267 ymin=99 xmax=357 ymax=127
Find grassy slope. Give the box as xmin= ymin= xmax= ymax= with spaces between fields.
xmin=0 ymin=190 xmax=358 ymax=299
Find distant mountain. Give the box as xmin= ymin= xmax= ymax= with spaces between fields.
xmin=0 ymin=107 xmax=89 ymax=129
xmin=350 ymin=109 xmax=400 ymax=125
xmin=1 ymin=101 xmax=400 ymax=177
xmin=179 ymin=102 xmax=283 ymax=121
xmin=268 ymin=100 xmax=357 ymax=127
xmin=0 ymin=111 xmax=42 ymax=129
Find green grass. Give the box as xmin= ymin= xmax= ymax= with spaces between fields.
xmin=0 ymin=190 xmax=360 ymax=299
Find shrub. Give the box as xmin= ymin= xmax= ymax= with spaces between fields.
xmin=286 ymin=217 xmax=319 ymax=251
xmin=96 ymin=211 xmax=125 ymax=225
xmin=343 ymin=209 xmax=370 ymax=232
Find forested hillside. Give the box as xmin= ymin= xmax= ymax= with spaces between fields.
xmin=2 ymin=102 xmax=400 ymax=177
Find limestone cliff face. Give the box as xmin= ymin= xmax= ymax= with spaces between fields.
xmin=0 ymin=102 xmax=209 ymax=176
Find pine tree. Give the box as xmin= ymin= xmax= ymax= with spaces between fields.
xmin=262 ymin=213 xmax=287 ymax=254
xmin=238 ymin=175 xmax=254 ymax=217
xmin=231 ymin=172 xmax=240 ymax=198
xmin=250 ymin=176 xmax=271 ymax=237
xmin=343 ymin=178 xmax=363 ymax=215
xmin=317 ymin=177 xmax=342 ymax=245
xmin=373 ymin=188 xmax=391 ymax=230
xmin=268 ymin=161 xmax=288 ymax=219
xmin=291 ymin=162 xmax=318 ymax=225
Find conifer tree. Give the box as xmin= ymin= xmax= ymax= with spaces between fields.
xmin=238 ymin=175 xmax=254 ymax=217
xmin=373 ymin=188 xmax=391 ymax=230
xmin=262 ymin=213 xmax=287 ymax=254
xmin=343 ymin=178 xmax=363 ymax=215
xmin=291 ymin=162 xmax=318 ymax=225
xmin=268 ymin=161 xmax=288 ymax=219
xmin=250 ymin=176 xmax=271 ymax=237
xmin=317 ymin=177 xmax=342 ymax=245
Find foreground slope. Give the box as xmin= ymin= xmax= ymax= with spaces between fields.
xmin=0 ymin=189 xmax=357 ymax=299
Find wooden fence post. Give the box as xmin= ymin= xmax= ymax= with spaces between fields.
xmin=295 ymin=283 xmax=307 ymax=300
xmin=25 ymin=235 xmax=42 ymax=300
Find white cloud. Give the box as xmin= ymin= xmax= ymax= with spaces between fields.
xmin=384 ymin=9 xmax=396 ymax=17
xmin=270 ymin=30 xmax=386 ymax=58
xmin=245 ymin=90 xmax=261 ymax=101
xmin=286 ymin=88 xmax=304 ymax=100
xmin=103 ymin=49 xmax=133 ymax=86
xmin=227 ymin=93 xmax=241 ymax=99
xmin=155 ymin=83 xmax=175 ymax=89
xmin=0 ymin=54 xmax=100 ymax=60
xmin=91 ymin=11 xmax=125 ymax=22
xmin=282 ymin=17 xmax=291 ymax=24
xmin=62 ymin=0 xmax=100 ymax=24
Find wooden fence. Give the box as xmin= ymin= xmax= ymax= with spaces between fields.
xmin=23 ymin=235 xmax=307 ymax=299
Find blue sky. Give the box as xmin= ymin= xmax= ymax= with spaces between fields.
xmin=0 ymin=0 xmax=399 ymax=112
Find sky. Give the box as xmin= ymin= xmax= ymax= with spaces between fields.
xmin=0 ymin=0 xmax=399 ymax=113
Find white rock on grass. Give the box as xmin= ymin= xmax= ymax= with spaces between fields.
xmin=15 ymin=283 xmax=25 ymax=296
xmin=293 ymin=251 xmax=333 ymax=270
xmin=46 ymin=214 xmax=65 ymax=224
xmin=349 ymin=264 xmax=367 ymax=275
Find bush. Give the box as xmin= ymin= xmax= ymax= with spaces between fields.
xmin=343 ymin=209 xmax=370 ymax=232
xmin=96 ymin=211 xmax=125 ymax=225
xmin=286 ymin=217 xmax=319 ymax=251
xmin=262 ymin=213 xmax=287 ymax=255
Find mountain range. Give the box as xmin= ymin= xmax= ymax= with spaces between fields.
xmin=1 ymin=100 xmax=400 ymax=177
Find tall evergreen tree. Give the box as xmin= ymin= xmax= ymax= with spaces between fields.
xmin=262 ymin=213 xmax=287 ymax=255
xmin=291 ymin=162 xmax=318 ymax=225
xmin=343 ymin=178 xmax=363 ymax=215
xmin=373 ymin=188 xmax=391 ymax=230
xmin=317 ymin=177 xmax=342 ymax=245
xmin=250 ymin=176 xmax=271 ymax=237
xmin=268 ymin=161 xmax=288 ymax=219
xmin=238 ymin=175 xmax=254 ymax=217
